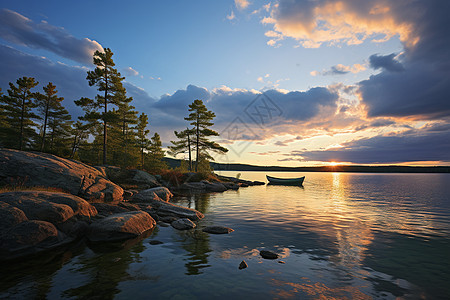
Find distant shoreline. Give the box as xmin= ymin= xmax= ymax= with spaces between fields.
xmin=163 ymin=158 xmax=450 ymax=173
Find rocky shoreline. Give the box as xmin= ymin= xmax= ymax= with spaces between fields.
xmin=0 ymin=149 xmax=263 ymax=261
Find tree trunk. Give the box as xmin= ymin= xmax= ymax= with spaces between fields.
xmin=187 ymin=129 xmax=192 ymax=171
xmin=195 ymin=114 xmax=199 ymax=172
xmin=103 ymin=72 xmax=108 ymax=165
xmin=40 ymin=97 xmax=50 ymax=152
xmin=19 ymin=93 xmax=26 ymax=151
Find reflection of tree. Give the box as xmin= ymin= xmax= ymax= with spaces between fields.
xmin=0 ymin=241 xmax=85 ymax=299
xmin=63 ymin=231 xmax=152 ymax=299
xmin=173 ymin=193 xmax=213 ymax=275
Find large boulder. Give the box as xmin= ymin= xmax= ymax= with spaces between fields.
xmin=0 ymin=191 xmax=97 ymax=224
xmin=202 ymin=181 xmax=228 ymax=192
xmin=131 ymin=187 xmax=173 ymax=203
xmin=0 ymin=220 xmax=69 ymax=261
xmin=0 ymin=149 xmax=123 ymax=203
xmin=0 ymin=202 xmax=28 ymax=229
xmin=87 ymin=211 xmax=156 ymax=242
xmin=0 ymin=192 xmax=75 ymax=224
xmin=98 ymin=167 xmax=161 ymax=190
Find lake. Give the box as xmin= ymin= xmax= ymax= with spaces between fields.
xmin=1 ymin=171 xmax=450 ymax=299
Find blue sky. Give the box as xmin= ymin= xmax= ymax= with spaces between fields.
xmin=1 ymin=0 xmax=449 ymax=166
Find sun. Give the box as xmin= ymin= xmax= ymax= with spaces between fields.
xmin=329 ymin=162 xmax=339 ymax=166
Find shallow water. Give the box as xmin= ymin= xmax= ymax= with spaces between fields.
xmin=1 ymin=172 xmax=450 ymax=299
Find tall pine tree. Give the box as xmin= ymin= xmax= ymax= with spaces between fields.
xmin=184 ymin=99 xmax=228 ymax=171
xmin=146 ymin=132 xmax=167 ymax=172
xmin=136 ymin=113 xmax=151 ymax=169
xmin=76 ymin=48 xmax=125 ymax=164
xmin=35 ymin=82 xmax=65 ymax=152
xmin=169 ymin=127 xmax=195 ymax=171
xmin=0 ymin=77 xmax=40 ymax=150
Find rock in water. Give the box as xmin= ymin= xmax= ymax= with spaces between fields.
xmin=239 ymin=260 xmax=248 ymax=270
xmin=171 ymin=218 xmax=196 ymax=230
xmin=88 ymin=211 xmax=156 ymax=242
xmin=260 ymin=250 xmax=279 ymax=259
xmin=202 ymin=226 xmax=234 ymax=234
xmin=0 ymin=220 xmax=69 ymax=261
xmin=0 ymin=149 xmax=123 ymax=203
xmin=149 ymin=240 xmax=163 ymax=245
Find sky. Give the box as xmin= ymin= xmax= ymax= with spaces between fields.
xmin=1 ymin=0 xmax=449 ymax=166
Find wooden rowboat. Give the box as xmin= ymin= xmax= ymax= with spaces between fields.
xmin=266 ymin=175 xmax=305 ymax=186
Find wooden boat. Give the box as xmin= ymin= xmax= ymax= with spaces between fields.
xmin=266 ymin=175 xmax=305 ymax=186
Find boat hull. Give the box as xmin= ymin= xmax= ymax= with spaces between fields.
xmin=266 ymin=175 xmax=305 ymax=186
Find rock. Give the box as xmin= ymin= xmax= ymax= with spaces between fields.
xmin=100 ymin=168 xmax=161 ymax=189
xmin=260 ymin=250 xmax=279 ymax=260
xmin=0 ymin=191 xmax=75 ymax=224
xmin=0 ymin=202 xmax=28 ymax=229
xmin=223 ymin=182 xmax=239 ymax=190
xmin=0 ymin=220 xmax=69 ymax=261
xmin=158 ymin=221 xmax=170 ymax=227
xmin=92 ymin=203 xmax=131 ymax=217
xmin=156 ymin=202 xmax=204 ymax=221
xmin=159 ymin=216 xmax=178 ymax=223
xmin=118 ymin=202 xmax=140 ymax=211
xmin=56 ymin=219 xmax=89 ymax=237
xmin=202 ymin=181 xmax=228 ymax=192
xmin=149 ymin=240 xmax=163 ymax=245
xmin=42 ymin=192 xmax=97 ymax=220
xmin=179 ymin=182 xmax=206 ymax=192
xmin=131 ymin=187 xmax=173 ymax=203
xmin=252 ymin=181 xmax=265 ymax=186
xmin=202 ymin=226 xmax=234 ymax=234
xmin=171 ymin=218 xmax=196 ymax=230
xmin=87 ymin=211 xmax=156 ymax=242
xmin=239 ymin=260 xmax=248 ymax=270
xmin=0 ymin=149 xmax=123 ymax=203
xmin=278 ymin=260 xmax=286 ymax=264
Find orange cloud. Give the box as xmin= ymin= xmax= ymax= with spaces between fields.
xmin=264 ymin=0 xmax=418 ymax=49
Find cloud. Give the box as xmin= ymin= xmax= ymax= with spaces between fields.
xmin=227 ymin=10 xmax=236 ymax=21
xmin=235 ymin=0 xmax=251 ymax=10
xmin=296 ymin=129 xmax=450 ymax=164
xmin=312 ymin=63 xmax=366 ymax=76
xmin=369 ymin=53 xmax=404 ymax=72
xmin=0 ymin=9 xmax=103 ymax=64
xmin=263 ymin=0 xmax=417 ymax=48
xmin=123 ymin=67 xmax=139 ymax=76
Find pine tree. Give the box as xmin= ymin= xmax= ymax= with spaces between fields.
xmin=184 ymin=99 xmax=228 ymax=171
xmin=0 ymin=77 xmax=40 ymax=150
xmin=76 ymin=48 xmax=125 ymax=165
xmin=46 ymin=104 xmax=73 ymax=156
xmin=136 ymin=113 xmax=151 ymax=169
xmin=146 ymin=132 xmax=167 ymax=172
xmin=70 ymin=121 xmax=90 ymax=159
xmin=35 ymin=82 xmax=65 ymax=152
xmin=169 ymin=127 xmax=195 ymax=171
xmin=115 ymin=90 xmax=139 ymax=167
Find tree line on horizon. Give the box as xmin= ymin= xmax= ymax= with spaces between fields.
xmin=0 ymin=48 xmax=227 ymax=173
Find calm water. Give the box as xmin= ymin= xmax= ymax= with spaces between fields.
xmin=1 ymin=172 xmax=450 ymax=299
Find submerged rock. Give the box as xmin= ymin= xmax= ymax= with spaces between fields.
xmin=171 ymin=218 xmax=196 ymax=230
xmin=260 ymin=250 xmax=279 ymax=260
xmin=149 ymin=240 xmax=163 ymax=245
xmin=239 ymin=260 xmax=248 ymax=270
xmin=202 ymin=226 xmax=234 ymax=234
xmin=87 ymin=211 xmax=156 ymax=242
xmin=0 ymin=220 xmax=70 ymax=261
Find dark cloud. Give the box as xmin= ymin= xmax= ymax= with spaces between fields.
xmin=297 ymin=130 xmax=450 ymax=164
xmin=324 ymin=65 xmax=349 ymax=75
xmin=0 ymin=9 xmax=102 ymax=64
xmin=0 ymin=44 xmax=93 ymax=118
xmin=360 ymin=0 xmax=450 ymax=119
xmin=369 ymin=54 xmax=404 ymax=72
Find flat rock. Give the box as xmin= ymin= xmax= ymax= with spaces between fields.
xmin=171 ymin=218 xmax=196 ymax=230
xmin=0 ymin=149 xmax=123 ymax=203
xmin=260 ymin=250 xmax=279 ymax=259
xmin=202 ymin=225 xmax=234 ymax=234
xmin=202 ymin=181 xmax=228 ymax=192
xmin=92 ymin=203 xmax=130 ymax=217
xmin=87 ymin=211 xmax=156 ymax=242
xmin=156 ymin=202 xmax=204 ymax=221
